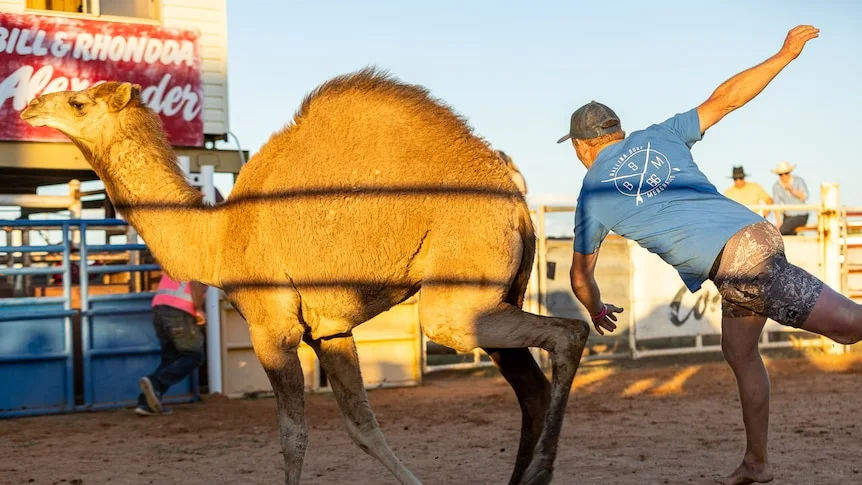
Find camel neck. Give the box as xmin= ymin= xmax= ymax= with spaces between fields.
xmin=97 ymin=139 xmax=221 ymax=287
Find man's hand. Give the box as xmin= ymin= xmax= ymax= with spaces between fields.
xmin=194 ymin=309 xmax=206 ymax=326
xmin=779 ymin=25 xmax=819 ymax=61
xmin=591 ymin=303 xmax=624 ymax=336
xmin=780 ymin=181 xmax=805 ymax=201
xmin=697 ymin=25 xmax=819 ymax=134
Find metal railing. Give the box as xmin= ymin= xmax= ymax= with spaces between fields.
xmin=0 ymin=222 xmax=76 ymax=415
xmin=424 ymin=185 xmax=850 ymax=373
xmin=841 ymin=206 xmax=862 ymax=302
xmin=0 ymin=219 xmax=198 ymax=417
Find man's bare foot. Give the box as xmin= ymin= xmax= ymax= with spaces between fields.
xmin=713 ymin=461 xmax=773 ymax=485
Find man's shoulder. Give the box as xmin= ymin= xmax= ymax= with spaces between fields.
xmin=635 ymin=123 xmax=663 ymax=137
xmin=636 ymin=119 xmax=695 ymax=145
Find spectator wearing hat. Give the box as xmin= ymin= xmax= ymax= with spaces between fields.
xmin=723 ymin=166 xmax=772 ymax=217
xmin=771 ymin=161 xmax=809 ymax=235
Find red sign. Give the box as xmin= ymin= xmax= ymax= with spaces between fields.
xmin=0 ymin=13 xmax=203 ymax=147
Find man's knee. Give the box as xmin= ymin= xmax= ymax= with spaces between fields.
xmin=721 ymin=337 xmax=760 ymax=367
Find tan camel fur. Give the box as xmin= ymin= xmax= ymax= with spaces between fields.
xmin=21 ymin=69 xmax=590 ymax=485
xmin=497 ymin=150 xmax=528 ymax=196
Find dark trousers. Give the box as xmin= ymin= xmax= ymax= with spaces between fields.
xmin=138 ymin=305 xmax=205 ymax=404
xmin=779 ymin=214 xmax=809 ymax=235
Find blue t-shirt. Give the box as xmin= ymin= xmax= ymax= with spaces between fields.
xmin=574 ymin=108 xmax=763 ymax=292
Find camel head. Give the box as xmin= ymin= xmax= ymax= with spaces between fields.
xmin=20 ymin=82 xmax=152 ymax=161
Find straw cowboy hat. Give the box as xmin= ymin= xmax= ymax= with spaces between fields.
xmin=771 ymin=161 xmax=797 ymax=175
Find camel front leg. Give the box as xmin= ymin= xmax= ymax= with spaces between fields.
xmin=305 ymin=333 xmax=422 ymax=485
xmin=239 ymin=291 xmax=309 ymax=485
xmin=261 ymin=347 xmax=307 ymax=485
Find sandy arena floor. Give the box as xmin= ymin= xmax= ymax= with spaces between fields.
xmin=1 ymin=351 xmax=860 ymax=485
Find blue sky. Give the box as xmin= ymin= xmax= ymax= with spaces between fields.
xmin=221 ymin=0 xmax=860 ymax=221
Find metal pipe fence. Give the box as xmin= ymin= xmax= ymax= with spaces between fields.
xmin=423 ymin=185 xmax=851 ymax=373
xmin=0 ymin=219 xmax=198 ymax=417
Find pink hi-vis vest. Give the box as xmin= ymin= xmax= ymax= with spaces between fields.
xmin=152 ymin=275 xmax=196 ymax=315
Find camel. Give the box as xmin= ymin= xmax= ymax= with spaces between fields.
xmin=20 ymin=69 xmax=590 ymax=485
xmin=497 ymin=149 xmax=528 ymax=196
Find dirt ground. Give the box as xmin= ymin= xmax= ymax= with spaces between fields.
xmin=2 ymin=351 xmax=861 ymax=485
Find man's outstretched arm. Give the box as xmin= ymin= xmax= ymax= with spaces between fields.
xmin=570 ymin=250 xmax=623 ymax=336
xmin=697 ymin=25 xmax=819 ymax=134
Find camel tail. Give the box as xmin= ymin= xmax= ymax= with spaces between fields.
xmin=505 ymin=200 xmax=536 ymax=309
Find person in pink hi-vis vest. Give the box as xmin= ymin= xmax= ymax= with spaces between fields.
xmin=135 ymin=273 xmax=207 ymax=416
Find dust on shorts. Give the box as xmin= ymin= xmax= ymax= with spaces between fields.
xmin=710 ymin=221 xmax=823 ymax=327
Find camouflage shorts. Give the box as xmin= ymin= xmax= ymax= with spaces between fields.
xmin=711 ymin=221 xmax=823 ymax=327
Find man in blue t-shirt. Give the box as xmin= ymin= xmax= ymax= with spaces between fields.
xmin=560 ymin=25 xmax=861 ymax=485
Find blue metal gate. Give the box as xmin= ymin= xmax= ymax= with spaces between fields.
xmin=0 ymin=220 xmax=198 ymax=418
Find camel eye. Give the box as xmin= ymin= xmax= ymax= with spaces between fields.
xmin=69 ymin=100 xmax=85 ymax=111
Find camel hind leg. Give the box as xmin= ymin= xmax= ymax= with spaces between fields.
xmin=419 ymin=225 xmax=587 ymax=484
xmin=304 ymin=333 xmax=421 ymax=485
xmin=484 ymin=348 xmax=551 ymax=485
xmin=420 ymin=290 xmax=588 ymax=485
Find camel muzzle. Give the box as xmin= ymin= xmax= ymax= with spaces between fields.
xmin=20 ymin=98 xmax=48 ymax=126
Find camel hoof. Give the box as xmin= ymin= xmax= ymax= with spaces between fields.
xmin=521 ymin=468 xmax=553 ymax=485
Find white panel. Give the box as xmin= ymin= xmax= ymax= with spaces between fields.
xmin=632 ymin=244 xmax=721 ymax=340
xmin=161 ymin=0 xmax=220 ymax=10
xmin=202 ymin=58 xmax=227 ymax=73
xmin=0 ymin=0 xmax=24 ymax=13
xmin=202 ymin=71 xmax=226 ymax=85
xmin=198 ymin=32 xmax=223 ymax=46
xmin=161 ymin=0 xmax=228 ymax=136
xmin=783 ymin=237 xmax=822 ymax=278
xmin=632 ymin=235 xmax=824 ymax=340
xmin=352 ymin=299 xmax=422 ymax=387
xmin=203 ymin=107 xmax=225 ymax=119
xmin=221 ymin=298 xmax=421 ymax=397
xmin=202 ymin=83 xmax=226 ymax=97
xmin=160 ymin=4 xmax=222 ymax=22
xmin=544 ymin=237 xmax=633 ymax=334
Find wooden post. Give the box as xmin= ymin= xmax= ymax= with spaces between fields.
xmin=821 ymin=183 xmax=845 ymax=354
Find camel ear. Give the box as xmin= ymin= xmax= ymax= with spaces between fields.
xmin=108 ymin=83 xmax=140 ymax=112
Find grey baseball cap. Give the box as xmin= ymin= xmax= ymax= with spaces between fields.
xmin=556 ymin=101 xmax=622 ymax=143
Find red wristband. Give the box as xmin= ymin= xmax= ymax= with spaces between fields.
xmin=591 ymin=304 xmax=607 ymax=321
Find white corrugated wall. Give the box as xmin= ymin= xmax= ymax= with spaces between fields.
xmin=0 ymin=1 xmax=23 ymax=13
xmin=161 ymin=0 xmax=229 ymax=137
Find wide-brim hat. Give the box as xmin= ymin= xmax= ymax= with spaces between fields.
xmin=771 ymin=161 xmax=796 ymax=175
xmin=729 ymin=166 xmax=747 ymax=178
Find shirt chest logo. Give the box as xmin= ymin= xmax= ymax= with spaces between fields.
xmin=601 ymin=142 xmax=680 ymax=205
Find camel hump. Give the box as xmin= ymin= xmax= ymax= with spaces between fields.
xmin=294 ymin=66 xmax=470 ymax=135
xmin=242 ymin=67 xmax=513 ymax=191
